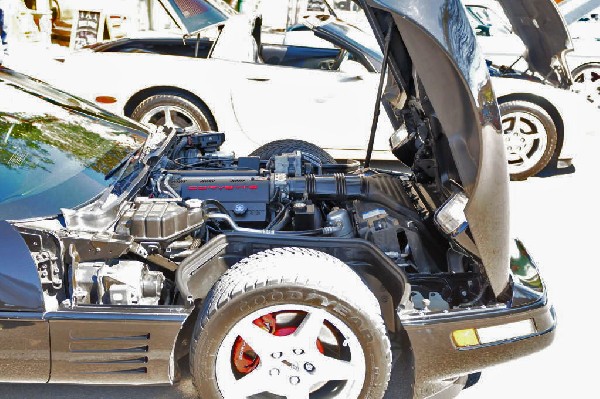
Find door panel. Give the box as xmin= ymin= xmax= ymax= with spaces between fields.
xmin=230 ymin=62 xmax=393 ymax=155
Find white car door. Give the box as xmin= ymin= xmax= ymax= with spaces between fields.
xmin=229 ymin=61 xmax=393 ymax=156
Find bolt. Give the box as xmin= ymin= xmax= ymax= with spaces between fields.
xmin=304 ymin=363 xmax=315 ymax=372
xmin=293 ymin=348 xmax=305 ymax=355
xmin=290 ymin=376 xmax=301 ymax=385
xmin=269 ymin=368 xmax=280 ymax=376
xmin=271 ymin=352 xmax=283 ymax=359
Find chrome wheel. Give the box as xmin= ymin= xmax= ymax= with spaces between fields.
xmin=573 ymin=64 xmax=600 ymax=106
xmin=215 ymin=304 xmax=366 ymax=399
xmin=139 ymin=105 xmax=199 ymax=129
xmin=502 ymin=110 xmax=549 ymax=176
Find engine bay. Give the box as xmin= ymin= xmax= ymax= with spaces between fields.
xmin=15 ymin=131 xmax=492 ymax=314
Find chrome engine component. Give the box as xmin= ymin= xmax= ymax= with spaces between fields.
xmin=326 ymin=208 xmax=354 ymax=238
xmin=73 ymin=260 xmax=165 ymax=305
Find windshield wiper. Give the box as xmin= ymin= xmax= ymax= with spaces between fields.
xmin=364 ymin=23 xmax=393 ymax=168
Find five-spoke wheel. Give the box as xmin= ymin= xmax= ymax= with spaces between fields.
xmin=499 ymin=100 xmax=558 ymax=180
xmin=130 ymin=93 xmax=217 ymax=131
xmin=190 ymin=248 xmax=392 ymax=399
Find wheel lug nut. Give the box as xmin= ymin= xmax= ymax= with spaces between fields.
xmin=293 ymin=348 xmax=305 ymax=355
xmin=304 ymin=362 xmax=315 ymax=372
xmin=271 ymin=352 xmax=283 ymax=359
xmin=290 ymin=376 xmax=300 ymax=385
xmin=269 ymin=368 xmax=280 ymax=376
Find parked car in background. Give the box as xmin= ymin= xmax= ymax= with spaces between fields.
xmin=0 ymin=0 xmax=556 ymax=397
xmin=42 ymin=0 xmax=591 ymax=180
xmin=54 ymin=0 xmax=394 ymax=161
xmin=560 ymin=2 xmax=600 ymax=110
xmin=464 ymin=0 xmax=600 ymax=106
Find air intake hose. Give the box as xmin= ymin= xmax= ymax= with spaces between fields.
xmin=287 ymin=174 xmax=419 ymax=220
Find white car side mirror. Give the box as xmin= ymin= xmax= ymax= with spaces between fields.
xmin=338 ymin=59 xmax=369 ymax=79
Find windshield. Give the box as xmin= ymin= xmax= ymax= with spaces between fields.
xmin=0 ymin=68 xmax=146 ymax=221
xmin=160 ymin=0 xmax=235 ymax=34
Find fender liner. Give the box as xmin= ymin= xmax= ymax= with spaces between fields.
xmin=175 ymin=233 xmax=411 ymax=331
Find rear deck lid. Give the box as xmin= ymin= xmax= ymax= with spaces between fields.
xmin=158 ymin=0 xmax=236 ymax=35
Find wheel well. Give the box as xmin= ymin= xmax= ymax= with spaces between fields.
xmin=497 ymin=93 xmax=565 ymax=161
xmin=175 ymin=234 xmax=410 ymax=335
xmin=123 ymin=86 xmax=218 ymax=130
xmin=572 ymin=61 xmax=600 ymax=75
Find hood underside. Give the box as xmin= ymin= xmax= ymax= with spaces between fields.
xmin=360 ymin=0 xmax=510 ymax=298
xmin=495 ymin=0 xmax=574 ymax=87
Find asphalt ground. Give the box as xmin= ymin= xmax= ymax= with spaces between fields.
xmin=0 ymin=128 xmax=598 ymax=398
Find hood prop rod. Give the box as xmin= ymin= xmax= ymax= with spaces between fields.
xmin=365 ymin=24 xmax=393 ymax=168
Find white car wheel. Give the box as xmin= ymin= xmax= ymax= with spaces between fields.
xmin=131 ymin=94 xmax=217 ymax=131
xmin=573 ymin=63 xmax=600 ymax=107
xmin=499 ymin=100 xmax=558 ymax=180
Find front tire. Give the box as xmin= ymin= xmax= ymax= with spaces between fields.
xmin=190 ymin=248 xmax=391 ymax=399
xmin=499 ymin=100 xmax=558 ymax=181
xmin=130 ymin=93 xmax=217 ymax=131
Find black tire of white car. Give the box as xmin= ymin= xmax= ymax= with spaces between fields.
xmin=190 ymin=247 xmax=392 ymax=399
xmin=131 ymin=93 xmax=217 ymax=131
xmin=499 ymin=100 xmax=557 ymax=181
xmin=250 ymin=139 xmax=337 ymax=165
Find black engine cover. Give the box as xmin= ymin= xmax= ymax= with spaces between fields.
xmin=169 ymin=173 xmax=271 ymax=222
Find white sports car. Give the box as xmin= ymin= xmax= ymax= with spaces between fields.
xmin=53 ymin=0 xmax=394 ymax=162
xmin=46 ymin=0 xmax=593 ymax=180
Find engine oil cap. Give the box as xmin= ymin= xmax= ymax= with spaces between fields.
xmin=233 ymin=203 xmax=248 ymax=216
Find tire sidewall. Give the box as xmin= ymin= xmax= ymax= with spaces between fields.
xmin=250 ymin=139 xmax=337 ymax=164
xmin=192 ymin=284 xmax=388 ymax=399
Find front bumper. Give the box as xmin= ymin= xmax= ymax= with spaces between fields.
xmin=396 ymin=240 xmax=556 ymax=398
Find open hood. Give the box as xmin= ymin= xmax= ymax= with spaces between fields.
xmin=359 ymin=0 xmax=510 ymax=298
xmin=495 ymin=0 xmax=573 ymax=87
xmin=157 ymin=0 xmax=236 ymax=35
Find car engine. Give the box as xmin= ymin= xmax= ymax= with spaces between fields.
xmin=19 ymin=131 xmax=486 ymax=312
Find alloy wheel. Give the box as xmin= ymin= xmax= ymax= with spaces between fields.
xmin=140 ymin=105 xmax=200 ymax=129
xmin=502 ymin=110 xmax=548 ymax=176
xmin=215 ymin=304 xmax=366 ymax=399
xmin=573 ymin=65 xmax=600 ymax=106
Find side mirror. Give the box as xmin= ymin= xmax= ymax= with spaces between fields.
xmin=338 ymin=59 xmax=369 ymax=79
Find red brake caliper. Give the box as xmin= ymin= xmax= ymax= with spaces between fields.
xmin=232 ymin=312 xmax=325 ymax=374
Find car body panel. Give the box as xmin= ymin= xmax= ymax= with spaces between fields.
xmin=46 ymin=308 xmax=188 ymax=384
xmin=0 ymin=311 xmax=50 ymax=383
xmin=0 ymin=221 xmax=45 ymax=311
